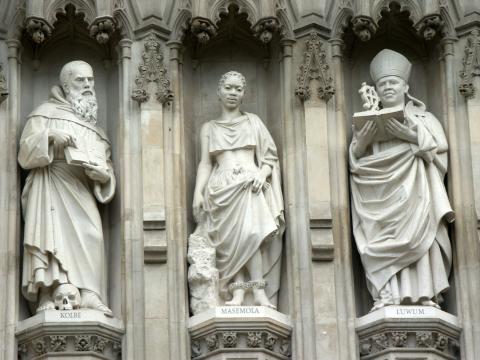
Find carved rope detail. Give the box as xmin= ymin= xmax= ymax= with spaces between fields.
xmin=359 ymin=330 xmax=459 ymax=357
xmin=131 ymin=34 xmax=173 ymax=104
xmin=460 ymin=29 xmax=480 ymax=99
xmin=18 ymin=335 xmax=120 ymax=357
xmin=190 ymin=331 xmax=290 ymax=358
xmin=295 ymin=32 xmax=335 ymax=102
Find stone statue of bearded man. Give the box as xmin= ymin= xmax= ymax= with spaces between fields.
xmin=18 ymin=60 xmax=115 ymax=315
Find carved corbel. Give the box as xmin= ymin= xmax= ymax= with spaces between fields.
xmin=88 ymin=16 xmax=117 ymax=44
xmin=0 ymin=63 xmax=7 ymax=104
xmin=252 ymin=17 xmax=280 ymax=44
xmin=415 ymin=14 xmax=445 ymax=41
xmin=25 ymin=17 xmax=53 ymax=44
xmin=295 ymin=32 xmax=335 ymax=102
xmin=352 ymin=16 xmax=378 ymax=42
xmin=459 ymin=29 xmax=480 ymax=99
xmin=191 ymin=17 xmax=217 ymax=44
xmin=131 ymin=34 xmax=173 ymax=104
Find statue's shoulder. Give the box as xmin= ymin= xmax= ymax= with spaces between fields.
xmin=28 ymin=100 xmax=71 ymax=120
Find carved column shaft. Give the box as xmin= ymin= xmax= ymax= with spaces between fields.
xmin=441 ymin=37 xmax=480 ymax=360
xmin=165 ymin=40 xmax=189 ymax=360
xmin=119 ymin=38 xmax=146 ymax=360
xmin=0 ymin=39 xmax=21 ymax=360
xmin=329 ymin=38 xmax=358 ymax=360
xmin=280 ymin=37 xmax=317 ymax=359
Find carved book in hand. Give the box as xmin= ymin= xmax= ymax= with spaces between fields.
xmin=353 ymin=106 xmax=405 ymax=142
xmin=64 ymin=137 xmax=107 ymax=169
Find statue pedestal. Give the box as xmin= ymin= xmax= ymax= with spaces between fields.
xmin=188 ymin=306 xmax=292 ymax=359
xmin=356 ymin=306 xmax=461 ymax=360
xmin=16 ymin=309 xmax=124 ymax=359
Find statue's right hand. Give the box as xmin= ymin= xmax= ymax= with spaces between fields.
xmin=193 ymin=192 xmax=205 ymax=223
xmin=48 ymin=129 xmax=77 ymax=148
xmin=354 ymin=120 xmax=377 ymax=149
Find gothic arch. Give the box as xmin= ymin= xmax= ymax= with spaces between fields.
xmin=331 ymin=6 xmax=354 ymax=39
xmin=210 ymin=0 xmax=259 ymax=26
xmin=170 ymin=8 xmax=192 ymax=42
xmin=372 ymin=0 xmax=422 ymax=24
xmin=45 ymin=0 xmax=97 ymax=26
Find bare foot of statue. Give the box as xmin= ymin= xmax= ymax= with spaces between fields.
xmin=80 ymin=289 xmax=113 ymax=316
xmin=225 ymin=289 xmax=245 ymax=306
xmin=253 ymin=289 xmax=276 ymax=309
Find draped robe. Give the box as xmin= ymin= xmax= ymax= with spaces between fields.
xmin=18 ymin=86 xmax=115 ymax=303
xmin=349 ymin=101 xmax=453 ymax=304
xmin=203 ymin=113 xmax=285 ymax=304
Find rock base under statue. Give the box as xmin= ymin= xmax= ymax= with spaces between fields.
xmin=356 ymin=306 xmax=461 ymax=360
xmin=16 ymin=309 xmax=124 ymax=359
xmin=189 ymin=306 xmax=292 ymax=359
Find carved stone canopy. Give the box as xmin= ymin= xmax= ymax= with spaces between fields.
xmin=25 ymin=17 xmax=53 ymax=44
xmin=352 ymin=15 xmax=378 ymax=42
xmin=131 ymin=34 xmax=173 ymax=104
xmin=295 ymin=32 xmax=335 ymax=101
xmin=88 ymin=16 xmax=118 ymax=44
xmin=414 ymin=14 xmax=445 ymax=41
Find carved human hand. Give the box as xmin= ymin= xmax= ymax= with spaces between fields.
xmin=193 ymin=192 xmax=205 ymax=222
xmin=82 ymin=163 xmax=110 ymax=183
xmin=48 ymin=129 xmax=77 ymax=148
xmin=353 ymin=120 xmax=377 ymax=158
xmin=244 ymin=172 xmax=270 ymax=194
xmin=385 ymin=118 xmax=417 ymax=144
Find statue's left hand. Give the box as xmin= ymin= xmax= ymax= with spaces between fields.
xmin=385 ymin=118 xmax=418 ymax=144
xmin=82 ymin=163 xmax=110 ymax=184
xmin=250 ymin=173 xmax=267 ymax=194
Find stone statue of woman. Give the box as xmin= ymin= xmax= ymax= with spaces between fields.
xmin=349 ymin=49 xmax=454 ymax=312
xmin=190 ymin=71 xmax=284 ymax=310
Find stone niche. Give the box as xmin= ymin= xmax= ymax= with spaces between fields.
xmin=16 ymin=4 xmax=123 ymax=359
xmin=344 ymin=3 xmax=461 ymax=359
xmin=181 ymin=4 xmax=291 ymax=359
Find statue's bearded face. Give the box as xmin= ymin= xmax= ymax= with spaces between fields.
xmin=63 ymin=64 xmax=98 ymax=123
xmin=375 ymin=75 xmax=409 ymax=108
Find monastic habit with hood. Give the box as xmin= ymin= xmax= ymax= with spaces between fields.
xmin=349 ymin=49 xmax=454 ymax=310
xmin=18 ymin=84 xmax=115 ymax=306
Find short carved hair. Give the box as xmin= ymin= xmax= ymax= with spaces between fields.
xmin=60 ymin=60 xmax=92 ymax=89
xmin=218 ymin=71 xmax=246 ymax=90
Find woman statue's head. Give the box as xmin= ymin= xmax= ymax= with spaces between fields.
xmin=217 ymin=71 xmax=246 ymax=110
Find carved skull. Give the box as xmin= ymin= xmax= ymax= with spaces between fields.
xmin=53 ymin=284 xmax=81 ymax=310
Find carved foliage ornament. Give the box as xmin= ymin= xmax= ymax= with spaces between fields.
xmin=191 ymin=17 xmax=217 ymax=44
xmin=0 ymin=63 xmax=7 ymax=104
xmin=252 ymin=17 xmax=280 ymax=44
xmin=88 ymin=16 xmax=117 ymax=44
xmin=18 ymin=335 xmax=120 ymax=357
xmin=295 ymin=32 xmax=335 ymax=101
xmin=414 ymin=14 xmax=445 ymax=41
xmin=191 ymin=331 xmax=290 ymax=357
xmin=460 ymin=29 xmax=480 ymax=99
xmin=132 ymin=34 xmax=173 ymax=104
xmin=25 ymin=17 xmax=53 ymax=44
xmin=359 ymin=330 xmax=458 ymax=358
xmin=352 ymin=16 xmax=378 ymax=42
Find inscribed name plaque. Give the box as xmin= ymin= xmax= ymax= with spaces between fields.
xmin=356 ymin=306 xmax=461 ymax=360
xmin=16 ymin=310 xmax=124 ymax=360
xmin=189 ymin=307 xmax=292 ymax=359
